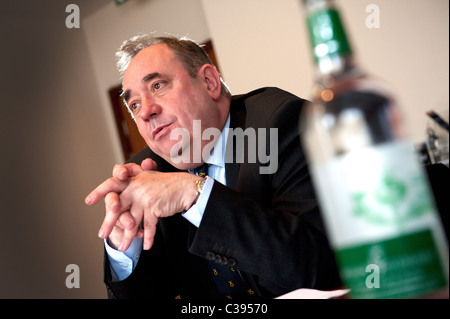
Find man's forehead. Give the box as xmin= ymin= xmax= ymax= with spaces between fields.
xmin=123 ymin=45 xmax=170 ymax=82
xmin=126 ymin=44 xmax=173 ymax=72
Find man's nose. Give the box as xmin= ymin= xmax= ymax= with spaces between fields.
xmin=139 ymin=96 xmax=161 ymax=121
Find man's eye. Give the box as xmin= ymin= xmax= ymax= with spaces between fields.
xmin=154 ymin=82 xmax=163 ymax=91
xmin=129 ymin=102 xmax=140 ymax=112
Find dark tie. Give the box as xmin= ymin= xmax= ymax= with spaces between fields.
xmin=194 ymin=163 xmax=256 ymax=299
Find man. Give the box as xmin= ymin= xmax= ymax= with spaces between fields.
xmin=85 ymin=35 xmax=342 ymax=299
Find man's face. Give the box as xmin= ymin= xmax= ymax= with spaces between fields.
xmin=122 ymin=44 xmax=222 ymax=168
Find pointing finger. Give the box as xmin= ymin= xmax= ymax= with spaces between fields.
xmin=85 ymin=177 xmax=128 ymax=205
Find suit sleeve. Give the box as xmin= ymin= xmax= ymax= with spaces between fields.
xmin=103 ymin=221 xmax=174 ymax=299
xmin=187 ymin=90 xmax=342 ymax=297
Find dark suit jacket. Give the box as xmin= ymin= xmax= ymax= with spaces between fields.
xmin=104 ymin=87 xmax=342 ymax=299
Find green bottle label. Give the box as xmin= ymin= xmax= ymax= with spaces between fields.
xmin=311 ymin=142 xmax=449 ymax=298
xmin=336 ymin=229 xmax=447 ymax=299
xmin=306 ymin=8 xmax=352 ymax=61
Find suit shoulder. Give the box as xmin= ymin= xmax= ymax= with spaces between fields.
xmin=233 ymin=87 xmax=305 ymax=107
xmin=234 ymin=87 xmax=308 ymax=127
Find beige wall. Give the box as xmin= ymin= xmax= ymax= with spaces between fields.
xmin=0 ymin=13 xmax=113 ymax=298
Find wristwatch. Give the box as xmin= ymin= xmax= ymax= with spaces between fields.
xmin=195 ymin=177 xmax=207 ymax=195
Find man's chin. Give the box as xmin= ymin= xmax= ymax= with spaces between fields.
xmin=168 ymin=159 xmax=205 ymax=171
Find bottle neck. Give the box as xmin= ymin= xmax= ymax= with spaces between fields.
xmin=315 ymin=54 xmax=357 ymax=76
xmin=304 ymin=0 xmax=357 ymax=76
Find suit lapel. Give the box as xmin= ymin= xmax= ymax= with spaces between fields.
xmin=225 ymin=155 xmax=239 ymax=190
xmin=225 ymin=96 xmax=246 ymax=190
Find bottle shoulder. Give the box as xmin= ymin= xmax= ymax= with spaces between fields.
xmin=302 ymin=71 xmax=406 ymax=158
xmin=313 ymin=70 xmax=394 ymax=101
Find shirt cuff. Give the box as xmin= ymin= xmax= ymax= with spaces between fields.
xmin=104 ymin=237 xmax=143 ymax=281
xmin=182 ymin=176 xmax=214 ymax=228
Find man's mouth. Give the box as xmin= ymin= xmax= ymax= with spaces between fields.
xmin=152 ymin=123 xmax=172 ymax=139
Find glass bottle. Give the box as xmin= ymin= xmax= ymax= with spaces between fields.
xmin=300 ymin=0 xmax=448 ymax=298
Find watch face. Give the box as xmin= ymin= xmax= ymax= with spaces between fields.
xmin=199 ymin=178 xmax=206 ymax=191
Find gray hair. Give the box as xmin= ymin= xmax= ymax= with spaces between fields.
xmin=115 ymin=34 xmax=230 ymax=96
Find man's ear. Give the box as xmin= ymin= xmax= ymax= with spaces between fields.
xmin=199 ymin=64 xmax=222 ymax=100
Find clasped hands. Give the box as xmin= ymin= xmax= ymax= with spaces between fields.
xmin=85 ymin=158 xmax=202 ymax=252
